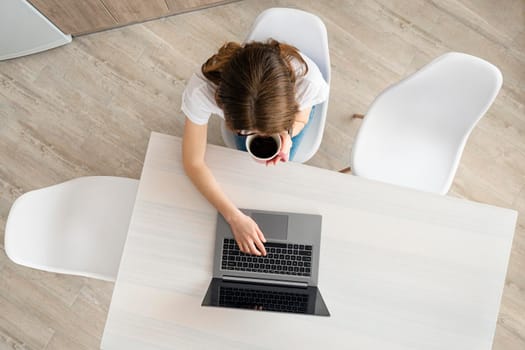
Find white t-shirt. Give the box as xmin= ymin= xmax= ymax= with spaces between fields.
xmin=181 ymin=52 xmax=329 ymax=125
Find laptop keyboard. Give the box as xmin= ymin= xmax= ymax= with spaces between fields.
xmin=219 ymin=286 xmax=308 ymax=314
xmin=221 ymin=238 xmax=312 ymax=277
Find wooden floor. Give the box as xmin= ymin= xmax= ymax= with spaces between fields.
xmin=0 ymin=0 xmax=523 ymax=349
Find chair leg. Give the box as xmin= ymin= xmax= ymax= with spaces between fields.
xmin=341 ymin=115 xmax=362 ymax=174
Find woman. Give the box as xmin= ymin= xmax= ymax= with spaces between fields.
xmin=182 ymin=39 xmax=329 ymax=256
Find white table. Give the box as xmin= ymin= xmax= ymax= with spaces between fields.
xmin=101 ymin=132 xmax=517 ymax=350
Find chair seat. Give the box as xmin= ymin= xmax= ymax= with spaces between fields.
xmin=350 ymin=52 xmax=502 ymax=194
xmin=4 ymin=176 xmax=138 ymax=281
xmin=220 ymin=8 xmax=331 ymax=163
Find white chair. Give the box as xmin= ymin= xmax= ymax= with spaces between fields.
xmin=345 ymin=52 xmax=502 ymax=194
xmin=221 ymin=7 xmax=331 ymax=163
xmin=4 ymin=176 xmax=138 ymax=281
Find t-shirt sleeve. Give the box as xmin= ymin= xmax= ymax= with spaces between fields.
xmin=294 ymin=54 xmax=330 ymax=111
xmin=181 ymin=73 xmax=216 ymax=125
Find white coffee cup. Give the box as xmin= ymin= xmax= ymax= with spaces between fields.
xmin=245 ymin=134 xmax=282 ymax=163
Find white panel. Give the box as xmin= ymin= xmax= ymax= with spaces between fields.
xmin=0 ymin=0 xmax=71 ymax=61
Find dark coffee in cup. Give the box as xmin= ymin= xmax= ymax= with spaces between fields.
xmin=248 ymin=136 xmax=279 ymax=159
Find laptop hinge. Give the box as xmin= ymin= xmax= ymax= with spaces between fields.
xmin=222 ymin=275 xmax=308 ymax=288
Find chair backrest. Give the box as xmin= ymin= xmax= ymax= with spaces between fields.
xmin=221 ymin=7 xmax=331 ymax=163
xmin=4 ymin=176 xmax=138 ymax=281
xmin=351 ymin=52 xmax=502 ymax=194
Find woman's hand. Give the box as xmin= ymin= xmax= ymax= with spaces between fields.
xmin=266 ymin=132 xmax=292 ymax=166
xmin=228 ymin=211 xmax=267 ymax=256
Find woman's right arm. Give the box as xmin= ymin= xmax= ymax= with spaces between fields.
xmin=182 ymin=117 xmax=267 ymax=256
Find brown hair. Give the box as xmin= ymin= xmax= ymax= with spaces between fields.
xmin=201 ymin=39 xmax=308 ymax=135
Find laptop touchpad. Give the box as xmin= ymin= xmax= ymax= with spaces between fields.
xmin=252 ymin=213 xmax=288 ymax=240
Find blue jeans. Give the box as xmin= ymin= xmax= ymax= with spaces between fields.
xmin=233 ymin=105 xmax=316 ymax=161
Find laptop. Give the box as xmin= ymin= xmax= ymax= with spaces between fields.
xmin=202 ymin=208 xmax=330 ymax=316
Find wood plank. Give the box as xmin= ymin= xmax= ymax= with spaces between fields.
xmin=100 ymin=0 xmax=169 ymax=24
xmin=28 ymin=0 xmax=117 ymax=35
xmin=165 ymin=0 xmax=233 ymax=13
xmin=29 ymin=0 xmax=238 ymax=36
